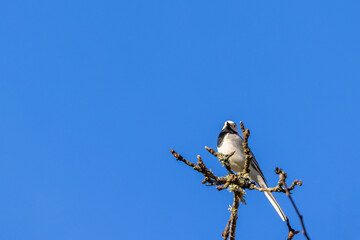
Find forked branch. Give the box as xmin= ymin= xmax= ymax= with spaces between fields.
xmin=170 ymin=121 xmax=309 ymax=240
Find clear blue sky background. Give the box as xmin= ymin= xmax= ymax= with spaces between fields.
xmin=0 ymin=1 xmax=359 ymax=239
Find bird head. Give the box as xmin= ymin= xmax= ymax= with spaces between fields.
xmin=222 ymin=120 xmax=238 ymax=133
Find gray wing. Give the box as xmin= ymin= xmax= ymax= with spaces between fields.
xmin=249 ymin=149 xmax=267 ymax=184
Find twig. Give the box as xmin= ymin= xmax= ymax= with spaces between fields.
xmin=205 ymin=146 xmax=235 ymax=175
xmin=222 ymin=216 xmax=231 ymax=240
xmin=170 ymin=149 xmax=220 ymax=184
xmin=239 ymin=121 xmax=252 ymax=176
xmin=229 ymin=192 xmax=240 ymax=240
xmin=286 ymin=217 xmax=300 ymax=240
xmin=250 ymin=177 xmax=302 ymax=193
xmin=283 ymin=175 xmax=310 ymax=240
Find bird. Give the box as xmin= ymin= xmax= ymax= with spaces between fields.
xmin=217 ymin=120 xmax=286 ymax=221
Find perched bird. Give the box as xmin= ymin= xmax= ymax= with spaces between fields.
xmin=217 ymin=120 xmax=286 ymax=221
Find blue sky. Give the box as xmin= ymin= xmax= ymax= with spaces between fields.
xmin=1 ymin=1 xmax=359 ymax=239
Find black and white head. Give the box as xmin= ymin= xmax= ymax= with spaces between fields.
xmin=217 ymin=120 xmax=239 ymax=148
xmin=222 ymin=120 xmax=238 ymax=134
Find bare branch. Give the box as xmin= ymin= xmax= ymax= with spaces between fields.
xmin=222 ymin=217 xmax=231 ymax=240
xmin=205 ymin=146 xmax=235 ymax=175
xmin=249 ymin=174 xmax=302 ymax=193
xmin=240 ymin=121 xmax=252 ymax=176
xmin=286 ymin=217 xmax=300 ymax=240
xmin=282 ymin=174 xmax=310 ymax=240
xmin=229 ymin=192 xmax=240 ymax=240
xmin=170 ymin=149 xmax=219 ymax=184
xmin=170 ymin=121 xmax=308 ymax=240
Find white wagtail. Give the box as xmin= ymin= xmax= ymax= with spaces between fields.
xmin=217 ymin=120 xmax=286 ymax=221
